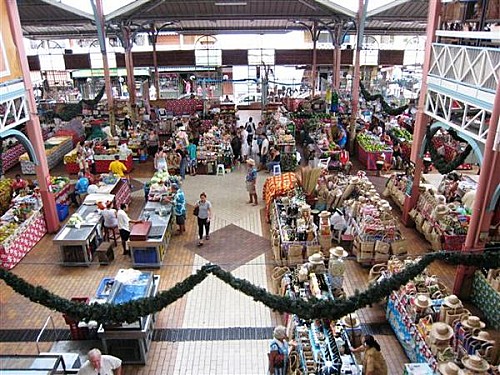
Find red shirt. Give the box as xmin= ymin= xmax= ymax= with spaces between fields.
xmin=12 ymin=179 xmax=27 ymax=191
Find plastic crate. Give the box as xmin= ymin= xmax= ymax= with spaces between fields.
xmin=56 ymin=203 xmax=69 ymax=222
xmin=133 ymin=247 xmax=159 ymax=264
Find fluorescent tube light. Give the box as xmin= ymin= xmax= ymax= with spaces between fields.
xmin=215 ymin=2 xmax=247 ymax=5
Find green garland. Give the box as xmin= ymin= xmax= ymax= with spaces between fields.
xmin=426 ymin=126 xmax=473 ymax=174
xmin=359 ymin=82 xmax=409 ymax=116
xmin=0 ymin=252 xmax=498 ymax=323
xmin=81 ymin=86 xmax=105 ymax=108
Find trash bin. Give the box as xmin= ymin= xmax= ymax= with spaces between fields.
xmin=56 ymin=203 xmax=69 ymax=222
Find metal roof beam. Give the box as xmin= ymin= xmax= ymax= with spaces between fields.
xmin=39 ymin=0 xmax=94 ymax=20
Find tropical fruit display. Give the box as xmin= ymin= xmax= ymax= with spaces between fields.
xmin=356 ymin=133 xmax=388 ymax=152
xmin=0 ymin=178 xmax=13 ymax=216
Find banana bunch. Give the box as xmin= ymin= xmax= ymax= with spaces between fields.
xmin=64 ymin=149 xmax=78 ymax=164
xmin=0 ymin=179 xmax=13 ymax=216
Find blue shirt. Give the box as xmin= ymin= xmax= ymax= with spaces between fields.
xmin=75 ymin=177 xmax=89 ymax=195
xmin=246 ymin=167 xmax=257 ymax=182
xmin=186 ymin=143 xmax=197 ymax=160
xmin=173 ymin=189 xmax=186 ymax=216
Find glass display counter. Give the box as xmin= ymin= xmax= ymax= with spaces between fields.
xmin=95 ymin=270 xmax=160 ymax=365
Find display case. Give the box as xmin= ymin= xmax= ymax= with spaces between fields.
xmin=129 ymin=201 xmax=173 ymax=268
xmin=96 ymin=270 xmax=160 ymax=365
xmin=53 ymin=204 xmax=103 ymax=266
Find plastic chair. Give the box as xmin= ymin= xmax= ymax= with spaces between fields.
xmin=103 ymin=226 xmax=118 ymax=247
xmin=272 ymin=164 xmax=281 ymax=176
xmin=216 ymin=164 xmax=225 ymax=176
xmin=318 ymin=158 xmax=330 ymax=169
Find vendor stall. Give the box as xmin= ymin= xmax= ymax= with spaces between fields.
xmin=270 ymin=195 xmax=319 ymax=266
xmin=383 ymin=258 xmax=499 ymax=373
xmin=280 ymin=267 xmax=361 ymax=374
xmin=93 ymin=269 xmax=159 ymax=365
xmin=1 ymin=130 xmax=51 ymax=173
xmin=196 ymin=128 xmax=234 ymax=174
xmin=20 ymin=136 xmax=73 ymax=174
xmin=355 ymin=133 xmax=393 ymax=171
xmin=129 ymin=201 xmax=173 ymax=268
xmin=0 ymin=209 xmax=46 ymax=270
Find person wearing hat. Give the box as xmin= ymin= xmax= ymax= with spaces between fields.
xmin=163 ymin=183 xmax=186 ymax=234
xmin=245 ymin=158 xmax=258 ymax=206
xmin=268 ymin=325 xmax=290 ymax=375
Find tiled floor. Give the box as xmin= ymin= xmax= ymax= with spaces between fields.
xmin=0 ymin=142 xmax=461 ymax=374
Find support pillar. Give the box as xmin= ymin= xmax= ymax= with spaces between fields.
xmin=150 ymin=27 xmax=160 ymax=98
xmin=7 ymin=0 xmax=59 ymax=233
xmin=92 ymin=0 xmax=116 ymax=135
xmin=334 ymin=43 xmax=341 ymax=92
xmin=311 ymin=21 xmax=318 ymax=98
xmin=401 ymin=0 xmax=441 ymax=225
xmin=349 ymin=0 xmax=368 ymax=154
xmin=453 ymin=79 xmax=500 ymax=296
xmin=123 ymin=26 xmax=137 ymax=122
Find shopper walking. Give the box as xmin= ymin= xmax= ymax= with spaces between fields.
xmin=245 ymin=158 xmax=258 ymax=206
xmin=259 ymin=134 xmax=270 ymax=170
xmin=194 ymin=192 xmax=212 ymax=246
xmin=77 ymin=348 xmax=122 ymax=375
xmin=240 ymin=125 xmax=249 ymax=161
xmin=109 ymin=154 xmax=130 ymax=185
xmin=147 ymin=130 xmax=159 ymax=158
xmin=351 ymin=334 xmax=388 ymax=375
xmin=245 ymin=116 xmax=256 ymax=145
xmin=117 ymin=203 xmax=142 ymax=255
xmin=154 ymin=147 xmax=168 ymax=172
xmin=268 ymin=325 xmax=290 ymax=375
xmin=176 ymin=146 xmax=188 ymax=180
xmin=186 ymin=141 xmax=197 ymax=176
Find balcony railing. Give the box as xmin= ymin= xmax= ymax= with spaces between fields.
xmin=0 ymin=80 xmax=30 ymax=132
xmin=429 ymin=43 xmax=500 ymax=94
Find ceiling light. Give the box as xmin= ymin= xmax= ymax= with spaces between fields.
xmin=215 ymin=1 xmax=247 ymax=5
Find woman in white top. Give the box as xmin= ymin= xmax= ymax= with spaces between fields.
xmin=194 ymin=192 xmax=212 ymax=246
xmin=154 ymin=147 xmax=169 ymax=172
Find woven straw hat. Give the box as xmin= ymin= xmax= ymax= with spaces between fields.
xmin=341 ymin=313 xmax=360 ymax=328
xmin=430 ymin=322 xmax=454 ymax=341
xmin=308 ymin=252 xmax=325 ymax=265
xmin=435 ymin=204 xmax=450 ymax=216
xmin=246 ymin=158 xmax=256 ymax=166
xmin=461 ymin=316 xmax=486 ymax=330
xmin=472 ymin=331 xmax=494 ymax=343
xmin=329 ymin=246 xmax=348 ymax=258
xmin=443 ymin=295 xmax=462 ymax=309
xmin=461 ymin=355 xmax=489 ymax=372
xmin=413 ymin=294 xmax=431 ymax=309
xmin=438 ymin=362 xmax=465 ymax=375
xmin=436 ymin=194 xmax=446 ymax=205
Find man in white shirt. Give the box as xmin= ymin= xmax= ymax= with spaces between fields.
xmin=117 ymin=203 xmax=141 ymax=256
xmin=259 ymin=134 xmax=270 ymax=171
xmin=77 ymin=348 xmax=122 ymax=375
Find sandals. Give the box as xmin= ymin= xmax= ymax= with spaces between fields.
xmin=198 ymin=241 xmax=203 ymax=246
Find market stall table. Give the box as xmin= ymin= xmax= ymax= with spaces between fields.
xmin=355 ymin=140 xmax=393 ymax=170
xmin=129 ymin=201 xmax=174 ymax=268
xmin=95 ymin=269 xmax=160 ymax=365
xmin=0 ymin=209 xmax=47 ymax=270
xmin=53 ymin=202 xmax=106 ymax=266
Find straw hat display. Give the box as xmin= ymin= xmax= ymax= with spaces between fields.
xmin=341 ymin=313 xmax=361 ymax=328
xmin=329 ymin=246 xmax=348 ymax=259
xmin=308 ymin=253 xmax=325 ymax=265
xmin=443 ymin=295 xmax=463 ymax=309
xmin=319 ymin=211 xmax=331 ymax=219
xmin=461 ymin=316 xmax=486 ymax=330
xmin=436 ymin=194 xmax=447 ymax=205
xmin=434 ymin=204 xmax=450 ymax=220
xmin=413 ymin=294 xmax=431 ymax=310
xmin=300 ymin=204 xmax=312 ymax=213
xmin=461 ymin=355 xmax=489 ymax=373
xmin=430 ymin=322 xmax=454 ymax=341
xmin=438 ymin=362 xmax=465 ymax=375
xmin=472 ymin=331 xmax=495 ymax=343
